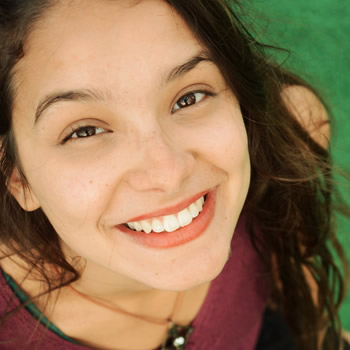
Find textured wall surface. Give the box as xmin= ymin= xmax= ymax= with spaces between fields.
xmin=247 ymin=0 xmax=350 ymax=328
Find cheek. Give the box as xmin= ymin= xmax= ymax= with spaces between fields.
xmin=198 ymin=111 xmax=251 ymax=208
xmin=24 ymin=161 xmax=110 ymax=232
xmin=192 ymin=112 xmax=249 ymax=175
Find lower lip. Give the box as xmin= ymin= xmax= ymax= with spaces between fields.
xmin=117 ymin=189 xmax=217 ymax=249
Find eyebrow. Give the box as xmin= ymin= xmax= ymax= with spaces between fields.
xmin=34 ymin=89 xmax=109 ymax=123
xmin=34 ymin=51 xmax=213 ymax=123
xmin=164 ymin=51 xmax=213 ymax=84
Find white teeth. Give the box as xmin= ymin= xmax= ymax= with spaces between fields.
xmin=196 ymin=197 xmax=204 ymax=207
xmin=163 ymin=215 xmax=180 ymax=232
xmin=133 ymin=222 xmax=143 ymax=232
xmin=140 ymin=220 xmax=152 ymax=234
xmin=188 ymin=203 xmax=199 ymax=218
xmin=127 ymin=222 xmax=135 ymax=230
xmin=151 ymin=218 xmax=164 ymax=233
xmin=125 ymin=195 xmax=206 ymax=234
xmin=177 ymin=208 xmax=193 ymax=227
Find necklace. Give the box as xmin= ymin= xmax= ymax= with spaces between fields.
xmin=68 ymin=284 xmax=194 ymax=350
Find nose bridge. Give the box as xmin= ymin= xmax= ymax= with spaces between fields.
xmin=127 ymin=128 xmax=194 ymax=193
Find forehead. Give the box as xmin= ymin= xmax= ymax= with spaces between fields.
xmin=13 ymin=0 xmax=203 ymax=114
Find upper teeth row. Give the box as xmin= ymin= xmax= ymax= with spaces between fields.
xmin=126 ymin=196 xmax=205 ymax=234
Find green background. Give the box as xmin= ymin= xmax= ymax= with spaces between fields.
xmin=247 ymin=0 xmax=350 ymax=328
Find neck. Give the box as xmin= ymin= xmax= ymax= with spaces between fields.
xmin=73 ymin=262 xmax=155 ymax=298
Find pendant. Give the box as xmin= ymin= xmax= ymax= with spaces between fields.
xmin=161 ymin=321 xmax=194 ymax=350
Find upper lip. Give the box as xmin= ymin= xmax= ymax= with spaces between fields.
xmin=124 ymin=189 xmax=210 ymax=223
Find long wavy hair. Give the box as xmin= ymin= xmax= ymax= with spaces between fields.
xmin=0 ymin=1 xmax=348 ymax=350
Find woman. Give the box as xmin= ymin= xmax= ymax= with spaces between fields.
xmin=0 ymin=0 xmax=348 ymax=349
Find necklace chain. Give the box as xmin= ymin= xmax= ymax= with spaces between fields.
xmin=68 ymin=284 xmax=194 ymax=349
xmin=68 ymin=284 xmax=182 ymax=325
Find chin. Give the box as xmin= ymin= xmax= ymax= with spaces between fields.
xmin=145 ymin=246 xmax=231 ymax=292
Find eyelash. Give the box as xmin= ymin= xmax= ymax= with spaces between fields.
xmin=171 ymin=90 xmax=216 ymax=113
xmin=61 ymin=125 xmax=108 ymax=144
xmin=61 ymin=90 xmax=216 ymax=144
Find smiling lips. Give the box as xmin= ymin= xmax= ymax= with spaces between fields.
xmin=117 ymin=188 xmax=217 ymax=249
xmin=125 ymin=196 xmax=205 ymax=234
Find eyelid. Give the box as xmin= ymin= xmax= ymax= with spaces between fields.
xmin=60 ymin=119 xmax=111 ymax=144
xmin=171 ymin=88 xmax=217 ymax=114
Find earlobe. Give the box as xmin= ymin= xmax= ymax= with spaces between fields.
xmin=8 ymin=168 xmax=40 ymax=212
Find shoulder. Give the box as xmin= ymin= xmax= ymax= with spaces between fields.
xmin=281 ymin=85 xmax=330 ymax=148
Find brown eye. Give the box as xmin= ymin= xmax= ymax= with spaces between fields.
xmin=72 ymin=126 xmax=101 ymax=138
xmin=172 ymin=91 xmax=208 ymax=112
xmin=178 ymin=93 xmax=196 ymax=107
xmin=62 ymin=125 xmax=108 ymax=144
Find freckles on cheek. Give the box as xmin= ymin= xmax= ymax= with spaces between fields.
xmin=208 ymin=125 xmax=248 ymax=166
xmin=39 ymin=174 xmax=97 ymax=216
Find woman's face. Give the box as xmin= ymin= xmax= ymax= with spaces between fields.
xmin=11 ymin=0 xmax=250 ymax=291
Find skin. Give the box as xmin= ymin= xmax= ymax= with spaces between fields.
xmin=5 ymin=0 xmax=338 ymax=348
xmin=9 ymin=0 xmax=250 ymax=314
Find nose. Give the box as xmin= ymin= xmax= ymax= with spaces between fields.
xmin=126 ymin=130 xmax=195 ymax=194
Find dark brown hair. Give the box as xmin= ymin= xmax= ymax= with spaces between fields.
xmin=0 ymin=1 xmax=348 ymax=350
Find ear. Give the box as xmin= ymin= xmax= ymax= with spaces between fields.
xmin=8 ymin=167 xmax=40 ymax=212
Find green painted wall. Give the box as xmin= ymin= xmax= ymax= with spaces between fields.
xmin=247 ymin=0 xmax=350 ymax=328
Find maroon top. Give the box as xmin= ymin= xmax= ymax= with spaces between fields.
xmin=0 ymin=216 xmax=270 ymax=349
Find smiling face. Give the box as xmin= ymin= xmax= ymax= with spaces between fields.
xmin=10 ymin=0 xmax=250 ymax=292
